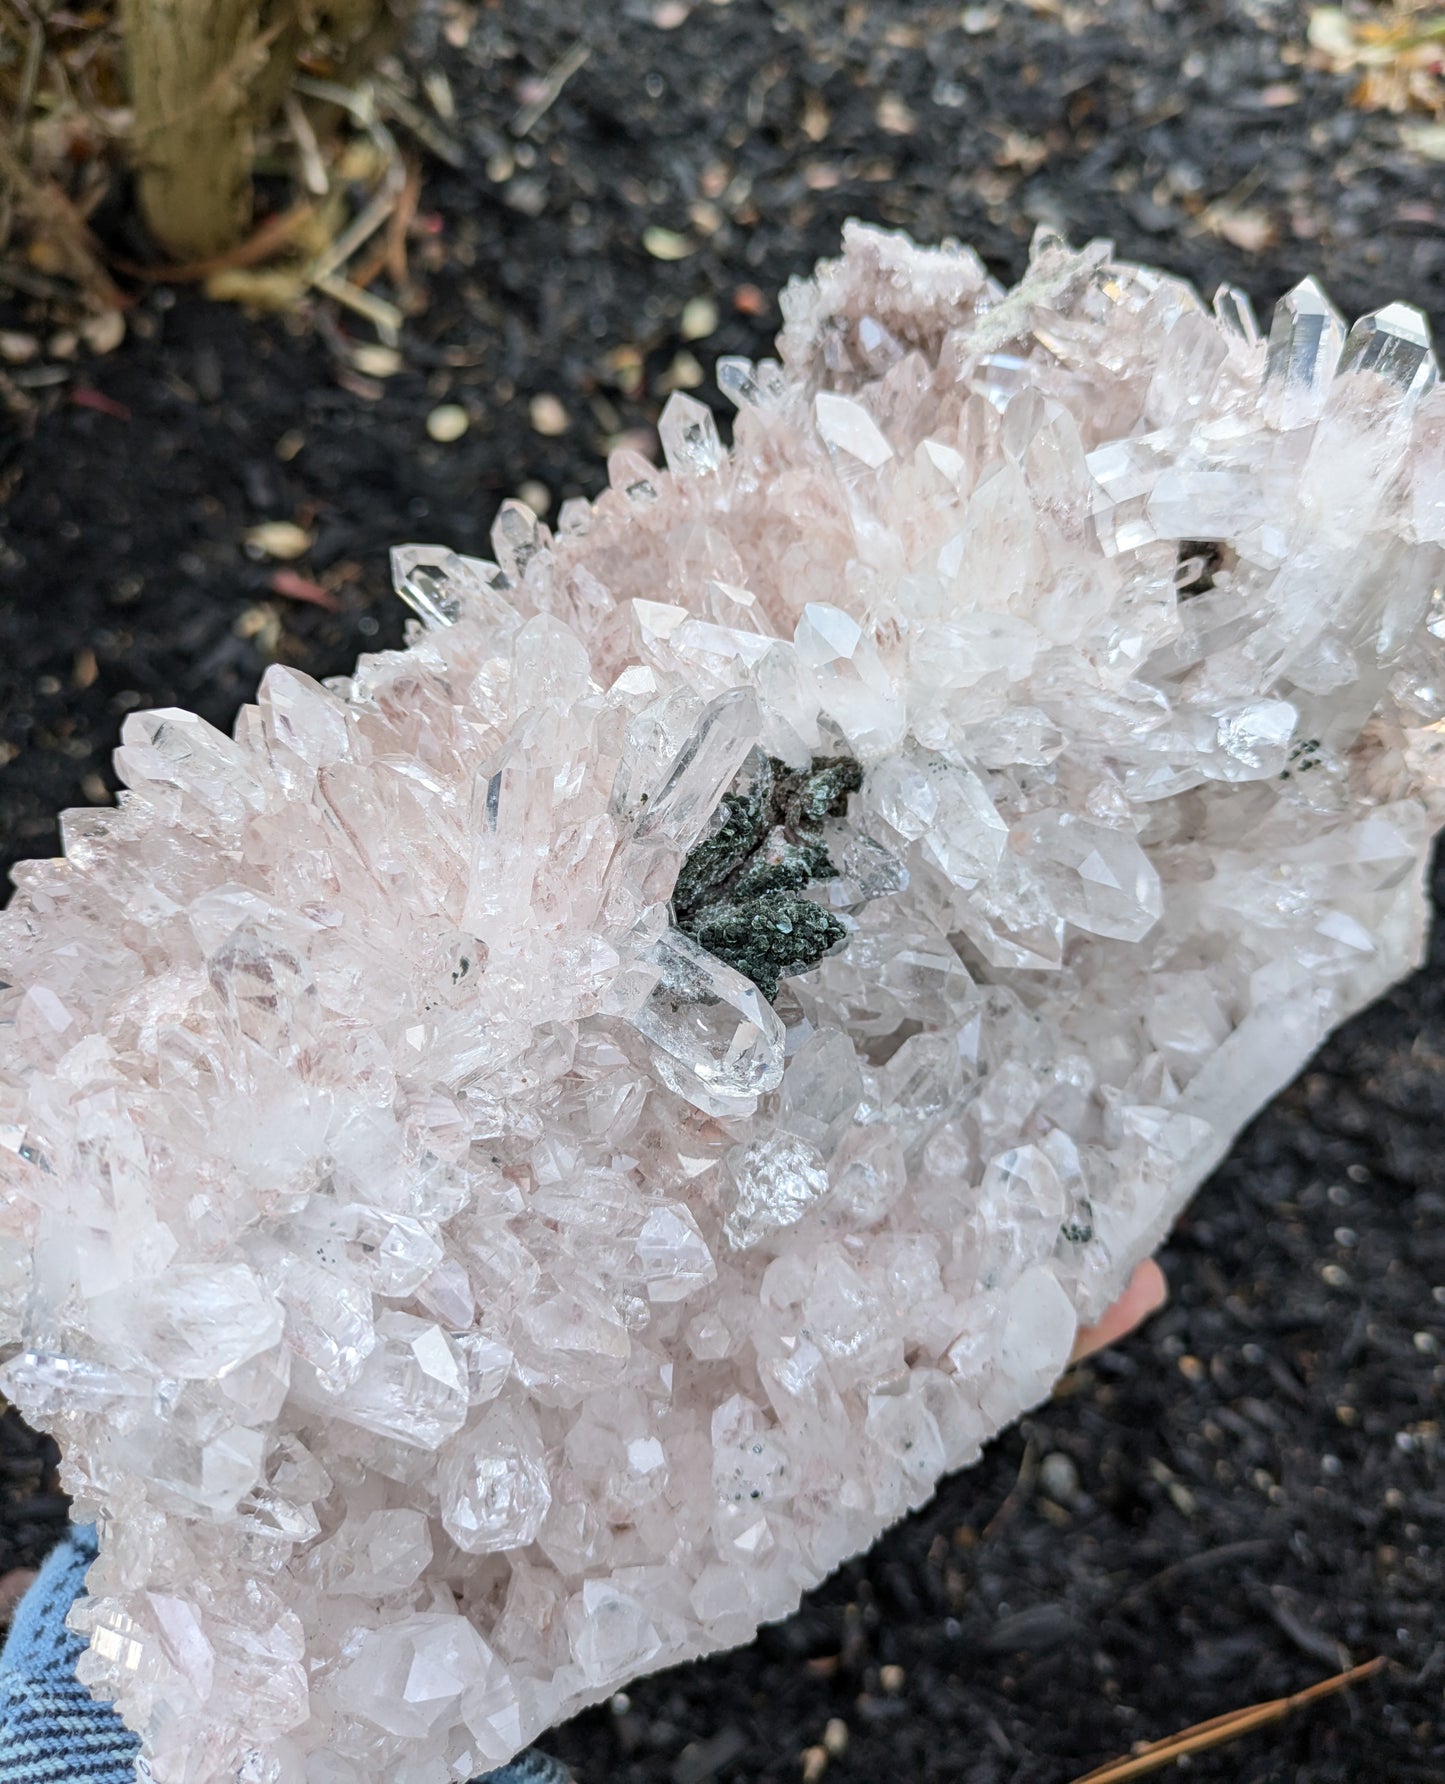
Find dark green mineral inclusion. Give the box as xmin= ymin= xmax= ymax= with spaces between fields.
xmin=672 ymin=754 xmax=863 ymax=1002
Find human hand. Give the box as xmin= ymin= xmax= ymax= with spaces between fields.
xmin=1070 ymin=1258 xmax=1168 ymax=1363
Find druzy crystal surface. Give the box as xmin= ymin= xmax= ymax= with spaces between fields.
xmin=2 ymin=225 xmax=1444 ymax=1784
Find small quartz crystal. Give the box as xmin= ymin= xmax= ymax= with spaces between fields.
xmin=1 ymin=224 xmax=1441 ymax=1784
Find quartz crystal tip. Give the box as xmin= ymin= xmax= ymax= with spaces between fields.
xmin=1262 ymin=276 xmax=1345 ymax=428
xmin=1335 ymin=301 xmax=1438 ymax=404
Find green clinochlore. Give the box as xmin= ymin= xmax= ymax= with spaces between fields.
xmin=671 ymin=753 xmax=863 ymax=1001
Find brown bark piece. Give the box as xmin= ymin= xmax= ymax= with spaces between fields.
xmin=120 ymin=0 xmax=266 ymax=263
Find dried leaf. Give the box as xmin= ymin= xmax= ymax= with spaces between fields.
xmin=1205 ymin=205 xmax=1278 ymax=253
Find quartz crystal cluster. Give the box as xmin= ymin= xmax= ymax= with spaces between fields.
xmin=2 ymin=224 xmax=1443 ymax=1784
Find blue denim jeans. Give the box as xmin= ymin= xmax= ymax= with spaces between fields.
xmin=0 ymin=1525 xmax=568 ymax=1784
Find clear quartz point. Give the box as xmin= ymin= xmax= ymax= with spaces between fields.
xmin=1335 ymin=302 xmax=1438 ymax=404
xmin=1262 ymin=277 xmax=1346 ymax=427
xmin=1012 ymin=811 xmax=1162 ymax=943
xmin=723 ymin=1133 xmax=829 ymax=1249
xmin=438 ymin=1403 xmax=551 ymax=1554
xmin=814 ymin=391 xmax=894 ymax=467
xmin=658 ymin=393 xmax=724 ymax=477
xmin=633 ymin=687 xmax=760 ymax=850
xmin=626 ymin=927 xmax=785 ymax=1113
xmin=0 ymin=1351 xmax=147 ymax=1419
xmin=325 ymin=1313 xmax=467 ymax=1450
xmin=390 ymin=544 xmax=514 ymax=629
xmin=490 ymin=498 xmax=550 ymax=584
xmin=1212 ymin=283 xmax=1260 ymax=344
xmin=717 ymin=355 xmax=786 ymax=414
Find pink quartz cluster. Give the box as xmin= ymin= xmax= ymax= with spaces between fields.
xmin=1 ymin=225 xmax=1442 ymax=1784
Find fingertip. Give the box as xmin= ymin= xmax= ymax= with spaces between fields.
xmin=1135 ymin=1256 xmax=1168 ymax=1315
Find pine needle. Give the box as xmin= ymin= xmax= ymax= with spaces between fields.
xmin=1068 ymin=1656 xmax=1386 ymax=1783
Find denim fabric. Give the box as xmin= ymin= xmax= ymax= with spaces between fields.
xmin=0 ymin=1526 xmax=568 ymax=1784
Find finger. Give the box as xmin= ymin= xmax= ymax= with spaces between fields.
xmin=1070 ymin=1258 xmax=1168 ymax=1362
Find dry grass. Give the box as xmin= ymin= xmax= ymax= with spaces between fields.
xmin=1069 ymin=1656 xmax=1387 ymax=1782
xmin=0 ymin=2 xmax=127 ymax=307
xmin=0 ymin=1 xmax=428 ymax=331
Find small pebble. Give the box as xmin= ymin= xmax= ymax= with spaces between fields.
xmin=681 ymin=295 xmax=719 ymax=341
xmin=517 ymin=479 xmax=552 ymax=517
xmin=876 ymin=94 xmax=917 ymax=136
xmin=1038 ymin=1451 xmax=1080 ymax=1505
xmin=643 ymin=225 xmax=695 ymax=261
xmin=879 ymin=1663 xmax=905 ymax=1693
xmin=353 ymin=345 xmax=402 ymax=378
xmin=244 ymin=521 xmax=312 ymax=561
xmin=663 ymin=350 xmax=704 ymax=391
xmin=800 ymin=1747 xmax=827 ymax=1783
xmin=80 ymin=311 xmax=125 ymax=355
xmin=822 ymin=1719 xmax=849 ymax=1757
xmin=426 ymin=404 xmax=470 ymax=443
xmin=530 ymin=393 xmax=569 ymax=436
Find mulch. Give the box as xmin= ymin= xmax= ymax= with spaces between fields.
xmin=1 ymin=2 xmax=1442 ymax=1778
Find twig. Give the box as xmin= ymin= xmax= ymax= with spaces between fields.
xmin=285 ymin=92 xmax=329 ymax=198
xmin=1068 ymin=1656 xmax=1387 ymax=1783
xmin=1 ymin=7 xmax=45 ymax=252
xmin=311 ymin=271 xmax=401 ymax=344
xmin=981 ymin=1436 xmax=1038 ymax=1542
xmin=11 ymin=8 xmax=42 ymax=157
xmin=350 ymin=155 xmax=421 ymax=290
xmin=0 ymin=262 xmax=72 ymax=300
xmin=306 ymin=174 xmax=401 ymax=285
xmin=385 ymin=158 xmax=420 ymax=286
xmin=511 ymin=40 xmax=590 ymax=137
xmin=1113 ymin=1537 xmax=1277 ymax=1612
xmin=293 ymin=73 xmax=377 ymax=126
xmin=107 ymin=201 xmax=318 ymax=281
xmin=371 ymin=72 xmax=466 ymax=168
xmin=0 ymin=139 xmax=125 ymax=309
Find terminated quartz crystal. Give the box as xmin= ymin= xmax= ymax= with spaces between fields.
xmin=1 ymin=224 xmax=1442 ymax=1783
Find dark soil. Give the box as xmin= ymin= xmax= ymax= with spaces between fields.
xmin=2 ymin=2 xmax=1443 ymax=1779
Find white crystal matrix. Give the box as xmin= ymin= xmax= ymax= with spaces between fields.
xmin=2 ymin=226 xmax=1444 ymax=1784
